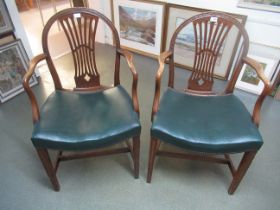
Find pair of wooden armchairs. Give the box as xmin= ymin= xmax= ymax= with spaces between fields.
xmin=23 ymin=8 xmax=270 ymax=194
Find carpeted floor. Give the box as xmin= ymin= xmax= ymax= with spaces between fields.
xmin=0 ymin=43 xmax=279 ymax=210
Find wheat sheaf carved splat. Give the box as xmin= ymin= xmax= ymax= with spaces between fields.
xmin=58 ymin=12 xmax=100 ymax=88
xmin=187 ymin=16 xmax=233 ymax=91
xmin=42 ymin=8 xmax=121 ymax=90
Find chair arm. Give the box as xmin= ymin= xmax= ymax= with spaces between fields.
xmin=22 ymin=54 xmax=47 ymax=123
xmin=152 ymin=51 xmax=173 ymax=120
xmin=242 ymin=56 xmax=272 ymax=127
xmin=117 ymin=49 xmax=139 ymax=115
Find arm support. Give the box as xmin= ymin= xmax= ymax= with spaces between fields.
xmin=242 ymin=56 xmax=271 ymax=126
xmin=151 ymin=51 xmax=173 ymax=120
xmin=22 ymin=54 xmax=47 ymax=123
xmin=117 ymin=49 xmax=139 ymax=115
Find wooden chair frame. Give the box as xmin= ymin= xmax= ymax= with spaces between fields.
xmin=23 ymin=8 xmax=140 ymax=191
xmin=147 ymin=12 xmax=271 ymax=194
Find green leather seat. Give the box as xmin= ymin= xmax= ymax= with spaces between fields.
xmin=151 ymin=88 xmax=263 ymax=154
xmin=32 ymin=85 xmax=141 ymax=151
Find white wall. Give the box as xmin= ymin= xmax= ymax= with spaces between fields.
xmin=88 ymin=0 xmax=106 ymax=43
xmin=88 ymin=0 xmax=114 ymax=44
xmin=4 ymin=0 xmax=33 ymax=60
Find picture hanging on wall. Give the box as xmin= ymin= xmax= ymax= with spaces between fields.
xmin=237 ymin=0 xmax=280 ymax=13
xmin=270 ymin=60 xmax=280 ymax=99
xmin=112 ymin=0 xmax=165 ymax=57
xmin=0 ymin=39 xmax=38 ymax=103
xmin=235 ymin=55 xmax=277 ymax=95
xmin=273 ymin=82 xmax=280 ymax=100
xmin=0 ymin=0 xmax=14 ymax=35
xmin=163 ymin=4 xmax=247 ymax=80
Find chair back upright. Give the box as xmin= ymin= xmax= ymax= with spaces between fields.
xmin=42 ymin=8 xmax=121 ymax=90
xmin=168 ymin=12 xmax=249 ymax=93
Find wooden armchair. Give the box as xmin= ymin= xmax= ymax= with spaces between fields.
xmin=23 ymin=8 xmax=141 ymax=191
xmin=147 ymin=11 xmax=271 ymax=194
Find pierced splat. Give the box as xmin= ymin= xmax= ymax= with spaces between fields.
xmin=59 ymin=12 xmax=100 ymax=88
xmin=188 ymin=16 xmax=233 ymax=91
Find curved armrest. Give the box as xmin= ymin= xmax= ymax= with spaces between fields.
xmin=22 ymin=54 xmax=47 ymax=123
xmin=152 ymin=51 xmax=173 ymax=120
xmin=242 ymin=56 xmax=271 ymax=126
xmin=117 ymin=49 xmax=139 ymax=115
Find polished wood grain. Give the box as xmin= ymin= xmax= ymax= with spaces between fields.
xmin=117 ymin=49 xmax=140 ymax=114
xmin=151 ymin=51 xmax=172 ymax=119
xmin=23 ymin=54 xmax=46 ymax=123
xmin=41 ymin=8 xmax=121 ymax=90
xmin=36 ymin=149 xmax=60 ymax=191
xmin=242 ymin=57 xmax=271 ymax=126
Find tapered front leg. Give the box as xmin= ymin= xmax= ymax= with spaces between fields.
xmin=36 ymin=148 xmax=60 ymax=191
xmin=133 ymin=135 xmax=140 ymax=178
xmin=228 ymin=151 xmax=257 ymax=194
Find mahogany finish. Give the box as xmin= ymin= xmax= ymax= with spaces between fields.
xmin=23 ymin=8 xmax=140 ymax=191
xmin=147 ymin=12 xmax=271 ymax=194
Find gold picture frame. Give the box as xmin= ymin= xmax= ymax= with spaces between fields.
xmin=111 ymin=0 xmax=166 ymax=57
xmin=163 ymin=4 xmax=247 ymax=80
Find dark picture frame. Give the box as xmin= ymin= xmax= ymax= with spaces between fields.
xmin=163 ymin=4 xmax=247 ymax=80
xmin=0 ymin=39 xmax=38 ymax=103
xmin=0 ymin=0 xmax=14 ymax=36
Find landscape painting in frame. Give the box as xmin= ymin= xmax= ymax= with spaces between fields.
xmin=0 ymin=40 xmax=38 ymax=103
xmin=238 ymin=0 xmax=280 ymax=12
xmin=164 ymin=4 xmax=247 ymax=79
xmin=235 ymin=55 xmax=276 ymax=95
xmin=0 ymin=0 xmax=13 ymax=35
xmin=113 ymin=0 xmax=164 ymax=56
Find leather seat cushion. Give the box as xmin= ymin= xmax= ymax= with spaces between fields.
xmin=151 ymin=88 xmax=263 ymax=153
xmin=32 ymin=85 xmax=141 ymax=150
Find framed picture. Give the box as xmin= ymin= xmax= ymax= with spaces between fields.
xmin=270 ymin=60 xmax=280 ymax=99
xmin=0 ymin=39 xmax=38 ymax=103
xmin=237 ymin=0 xmax=280 ymax=13
xmin=163 ymin=4 xmax=247 ymax=79
xmin=235 ymin=55 xmax=277 ymax=95
xmin=0 ymin=0 xmax=14 ymax=35
xmin=274 ymin=83 xmax=280 ymax=100
xmin=111 ymin=0 xmax=165 ymax=57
